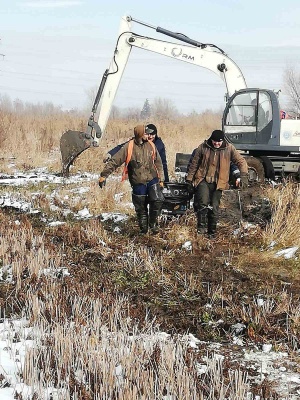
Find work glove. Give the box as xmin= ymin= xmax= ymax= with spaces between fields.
xmin=159 ymin=181 xmax=164 ymax=188
xmin=186 ymin=180 xmax=194 ymax=195
xmin=239 ymin=174 xmax=248 ymax=189
xmin=98 ymin=176 xmax=106 ymax=188
xmin=103 ymin=153 xmax=112 ymax=163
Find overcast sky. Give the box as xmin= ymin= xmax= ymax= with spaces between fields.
xmin=1 ymin=0 xmax=300 ymax=114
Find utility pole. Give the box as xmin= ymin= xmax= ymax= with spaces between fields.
xmin=0 ymin=38 xmax=4 ymax=59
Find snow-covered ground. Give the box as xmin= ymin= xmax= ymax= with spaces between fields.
xmin=0 ymin=168 xmax=299 ymax=399
xmin=0 ymin=168 xmax=132 ymax=223
xmin=1 ymin=315 xmax=300 ymax=399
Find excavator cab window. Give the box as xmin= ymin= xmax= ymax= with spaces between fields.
xmin=225 ymin=92 xmax=256 ymax=126
xmin=256 ymin=92 xmax=272 ymax=130
xmin=223 ymin=90 xmax=273 ymax=144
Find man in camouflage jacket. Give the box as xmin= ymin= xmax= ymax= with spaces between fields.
xmin=99 ymin=125 xmax=164 ymax=234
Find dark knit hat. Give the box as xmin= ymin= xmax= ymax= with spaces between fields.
xmin=145 ymin=123 xmax=157 ymax=136
xmin=210 ymin=130 xmax=225 ymax=142
xmin=134 ymin=125 xmax=145 ymax=139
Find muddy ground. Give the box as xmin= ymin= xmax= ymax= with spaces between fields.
xmin=1 ymin=182 xmax=299 ymax=347
xmin=1 ymin=181 xmax=300 ymax=398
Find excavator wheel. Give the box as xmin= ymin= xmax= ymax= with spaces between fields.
xmin=297 ymin=166 xmax=300 ymax=182
xmin=245 ymin=156 xmax=265 ymax=183
xmin=60 ymin=130 xmax=92 ymax=177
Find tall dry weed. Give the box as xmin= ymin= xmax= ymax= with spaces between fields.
xmin=0 ymin=105 xmax=221 ymax=176
xmin=264 ymin=183 xmax=300 ymax=247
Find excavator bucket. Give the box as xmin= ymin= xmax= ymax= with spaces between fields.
xmin=60 ymin=130 xmax=93 ymax=176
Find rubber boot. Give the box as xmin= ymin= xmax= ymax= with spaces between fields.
xmin=149 ymin=201 xmax=163 ymax=234
xmin=197 ymin=208 xmax=208 ymax=234
xmin=132 ymin=194 xmax=148 ymax=234
xmin=207 ymin=215 xmax=217 ymax=239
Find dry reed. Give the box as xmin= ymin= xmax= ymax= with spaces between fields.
xmin=264 ymin=182 xmax=300 ymax=247
xmin=0 ymin=211 xmax=275 ymax=399
xmin=1 ymin=104 xmax=299 ymax=398
xmin=0 ymin=104 xmax=221 ymax=177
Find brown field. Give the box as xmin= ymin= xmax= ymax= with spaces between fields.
xmin=0 ymin=104 xmax=299 ymax=398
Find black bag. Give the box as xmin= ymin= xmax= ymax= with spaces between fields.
xmin=148 ymin=183 xmax=165 ymax=202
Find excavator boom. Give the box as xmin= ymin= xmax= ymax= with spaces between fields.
xmin=60 ymin=16 xmax=132 ymax=176
xmin=60 ymin=15 xmax=247 ymax=175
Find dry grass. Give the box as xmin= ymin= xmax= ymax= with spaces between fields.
xmin=0 ymin=110 xmax=85 ymax=170
xmin=263 ymin=182 xmax=300 ymax=247
xmin=0 ymin=212 xmax=258 ymax=399
xmin=0 ymin=202 xmax=298 ymax=398
xmin=1 ymin=106 xmax=300 ymax=398
xmin=0 ymin=106 xmax=221 ymax=177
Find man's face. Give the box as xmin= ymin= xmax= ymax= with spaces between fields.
xmin=212 ymin=139 xmax=223 ymax=148
xmin=145 ymin=126 xmax=155 ymax=141
xmin=143 ymin=132 xmax=150 ymax=141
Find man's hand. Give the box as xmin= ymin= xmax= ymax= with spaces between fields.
xmin=239 ymin=174 xmax=248 ymax=188
xmin=103 ymin=153 xmax=111 ymax=163
xmin=98 ymin=176 xmax=106 ymax=188
xmin=186 ymin=180 xmax=194 ymax=195
xmin=159 ymin=181 xmax=164 ymax=188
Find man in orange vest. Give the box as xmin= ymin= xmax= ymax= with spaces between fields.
xmin=104 ymin=123 xmax=169 ymax=182
xmin=98 ymin=125 xmax=165 ymax=234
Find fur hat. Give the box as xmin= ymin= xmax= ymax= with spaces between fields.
xmin=134 ymin=125 xmax=145 ymax=140
xmin=210 ymin=130 xmax=225 ymax=141
xmin=145 ymin=123 xmax=157 ymax=136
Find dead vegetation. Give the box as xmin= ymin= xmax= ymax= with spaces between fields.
xmin=1 ymin=200 xmax=298 ymax=398
xmin=0 ymin=106 xmax=299 ymax=398
xmin=264 ymin=182 xmax=300 ymax=247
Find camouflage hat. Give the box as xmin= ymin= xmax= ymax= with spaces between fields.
xmin=145 ymin=123 xmax=157 ymax=136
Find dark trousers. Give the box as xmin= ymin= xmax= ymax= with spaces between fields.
xmin=132 ymin=179 xmax=164 ymax=233
xmin=132 ymin=177 xmax=159 ymax=195
xmin=194 ymin=181 xmax=222 ymax=233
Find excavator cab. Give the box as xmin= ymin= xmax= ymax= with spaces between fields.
xmin=223 ymin=89 xmax=300 ymax=181
xmin=223 ymin=89 xmax=280 ymax=149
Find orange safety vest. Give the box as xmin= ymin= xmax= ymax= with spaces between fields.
xmin=121 ymin=139 xmax=159 ymax=182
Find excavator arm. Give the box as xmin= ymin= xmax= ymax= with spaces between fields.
xmin=60 ymin=15 xmax=247 ymax=176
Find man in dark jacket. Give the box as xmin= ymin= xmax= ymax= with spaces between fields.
xmin=186 ymin=129 xmax=248 ymax=238
xmin=104 ymin=123 xmax=169 ymax=182
xmin=188 ymin=149 xmax=242 ymax=188
xmin=145 ymin=124 xmax=169 ymax=182
xmin=99 ymin=125 xmax=165 ymax=234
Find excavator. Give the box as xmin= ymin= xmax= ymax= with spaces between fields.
xmin=60 ymin=15 xmax=300 ymax=213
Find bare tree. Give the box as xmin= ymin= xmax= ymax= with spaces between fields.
xmin=283 ymin=66 xmax=300 ymax=117
xmin=13 ymin=98 xmax=24 ymax=114
xmin=151 ymin=97 xmax=179 ymax=120
xmin=85 ymin=87 xmax=97 ymax=111
xmin=0 ymin=94 xmax=13 ymax=112
xmin=111 ymin=105 xmax=121 ymax=119
xmin=122 ymin=107 xmax=140 ymax=120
